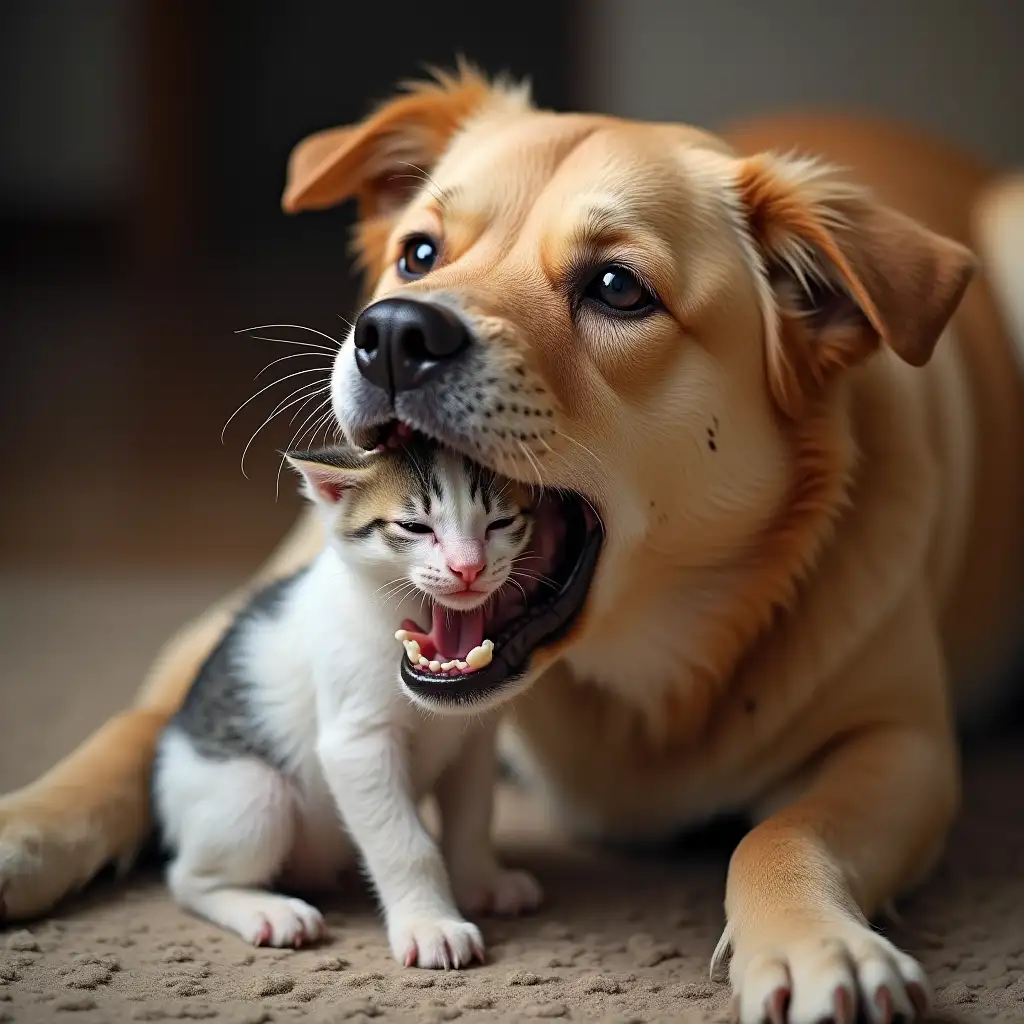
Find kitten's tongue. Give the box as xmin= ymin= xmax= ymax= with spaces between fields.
xmin=400 ymin=605 xmax=485 ymax=660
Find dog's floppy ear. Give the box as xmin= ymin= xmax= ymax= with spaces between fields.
xmin=282 ymin=64 xmax=521 ymax=217
xmin=735 ymin=154 xmax=977 ymax=419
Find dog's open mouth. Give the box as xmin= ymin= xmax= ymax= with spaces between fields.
xmin=365 ymin=423 xmax=604 ymax=706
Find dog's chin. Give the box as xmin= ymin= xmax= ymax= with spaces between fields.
xmin=346 ymin=413 xmax=605 ymax=713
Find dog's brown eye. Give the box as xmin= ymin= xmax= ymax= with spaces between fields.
xmin=586 ymin=265 xmax=654 ymax=313
xmin=398 ymin=235 xmax=439 ymax=279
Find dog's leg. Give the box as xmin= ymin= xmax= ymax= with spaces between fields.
xmin=0 ymin=606 xmax=233 ymax=922
xmin=723 ymin=604 xmax=959 ymax=1024
xmin=435 ymin=718 xmax=543 ymax=918
xmin=0 ymin=511 xmax=323 ymax=922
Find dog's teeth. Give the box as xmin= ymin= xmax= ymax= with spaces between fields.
xmin=428 ymin=660 xmax=441 ymax=672
xmin=402 ymin=639 xmax=422 ymax=664
xmin=440 ymin=661 xmax=456 ymax=671
xmin=394 ymin=629 xmax=409 ymax=642
xmin=465 ymin=643 xmax=493 ymax=669
xmin=418 ymin=656 xmax=429 ymax=667
xmin=456 ymin=660 xmax=469 ymax=670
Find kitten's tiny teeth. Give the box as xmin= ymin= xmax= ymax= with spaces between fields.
xmin=429 ymin=660 xmax=441 ymax=672
xmin=440 ymin=661 xmax=456 ymax=670
xmin=456 ymin=661 xmax=469 ymax=670
xmin=394 ymin=629 xmax=409 ymax=642
xmin=402 ymin=639 xmax=422 ymax=664
xmin=418 ymin=656 xmax=429 ymax=667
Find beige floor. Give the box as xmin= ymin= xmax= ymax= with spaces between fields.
xmin=1 ymin=575 xmax=1022 ymax=1023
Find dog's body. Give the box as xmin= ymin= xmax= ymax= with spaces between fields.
xmin=2 ymin=74 xmax=1023 ymax=1023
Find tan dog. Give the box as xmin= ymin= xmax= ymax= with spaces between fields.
xmin=3 ymin=68 xmax=1023 ymax=1024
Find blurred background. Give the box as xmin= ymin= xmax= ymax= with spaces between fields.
xmin=1 ymin=0 xmax=1022 ymax=784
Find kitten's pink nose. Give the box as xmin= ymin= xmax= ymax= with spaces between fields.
xmin=445 ymin=540 xmax=486 ymax=586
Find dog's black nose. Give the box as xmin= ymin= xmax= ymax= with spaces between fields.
xmin=353 ymin=298 xmax=471 ymax=397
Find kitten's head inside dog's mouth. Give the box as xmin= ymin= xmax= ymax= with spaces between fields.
xmin=365 ymin=421 xmax=604 ymax=709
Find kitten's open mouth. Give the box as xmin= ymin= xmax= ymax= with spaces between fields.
xmin=366 ymin=423 xmax=604 ymax=707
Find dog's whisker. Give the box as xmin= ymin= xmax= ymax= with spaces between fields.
xmin=240 ymin=384 xmax=329 ymax=479
xmin=552 ymin=429 xmax=605 ymax=471
xmin=236 ymin=324 xmax=342 ymax=349
xmin=222 ymin=368 xmax=330 ymax=443
xmin=275 ymin=396 xmax=332 ymax=498
xmin=255 ymin=351 xmax=334 ymax=379
xmin=515 ymin=440 xmax=546 ymax=498
xmin=394 ymin=163 xmax=446 ymax=206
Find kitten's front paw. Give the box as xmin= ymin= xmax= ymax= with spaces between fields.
xmin=238 ymin=895 xmax=326 ymax=948
xmin=388 ymin=914 xmax=485 ymax=969
xmin=452 ymin=862 xmax=544 ymax=917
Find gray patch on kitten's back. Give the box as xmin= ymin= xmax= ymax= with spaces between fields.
xmin=169 ymin=568 xmax=307 ymax=770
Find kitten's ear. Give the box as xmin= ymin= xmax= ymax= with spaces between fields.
xmin=285 ymin=446 xmax=376 ymax=506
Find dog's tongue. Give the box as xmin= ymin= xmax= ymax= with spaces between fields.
xmin=400 ymin=605 xmax=485 ymax=660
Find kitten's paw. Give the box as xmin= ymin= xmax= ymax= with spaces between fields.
xmin=453 ymin=863 xmax=544 ymax=917
xmin=239 ymin=896 xmax=326 ymax=948
xmin=389 ymin=914 xmax=485 ymax=969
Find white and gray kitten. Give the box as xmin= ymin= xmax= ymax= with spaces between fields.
xmin=153 ymin=438 xmax=542 ymax=968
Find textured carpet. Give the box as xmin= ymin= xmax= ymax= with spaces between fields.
xmin=1 ymin=575 xmax=1022 ymax=1023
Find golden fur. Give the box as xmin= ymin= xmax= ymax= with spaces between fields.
xmin=3 ymin=69 xmax=1023 ymax=1023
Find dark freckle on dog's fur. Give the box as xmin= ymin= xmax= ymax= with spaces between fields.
xmin=515 ymin=366 xmax=526 ymax=377
xmin=487 ymin=377 xmax=499 ymax=386
xmin=545 ymin=410 xmax=553 ymax=417
xmin=484 ymin=411 xmax=492 ymax=419
xmin=707 ymin=424 xmax=718 ymax=452
xmin=510 ymin=385 xmax=519 ymax=393
xmin=650 ymin=500 xmax=656 ymax=509
xmin=744 ymin=697 xmax=757 ymax=715
xmin=510 ymin=404 xmax=519 ymax=413
xmin=496 ymin=403 xmax=505 ymax=413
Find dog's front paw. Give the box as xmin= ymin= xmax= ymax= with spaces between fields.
xmin=729 ymin=917 xmax=930 ymax=1024
xmin=388 ymin=913 xmax=485 ymax=969
xmin=0 ymin=797 xmax=106 ymax=922
xmin=451 ymin=862 xmax=543 ymax=917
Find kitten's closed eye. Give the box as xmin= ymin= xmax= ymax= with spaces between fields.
xmin=488 ymin=517 xmax=517 ymax=532
xmin=396 ymin=522 xmax=433 ymax=535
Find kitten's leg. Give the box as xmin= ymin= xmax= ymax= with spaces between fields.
xmin=436 ymin=718 xmax=543 ymax=917
xmin=316 ymin=724 xmax=483 ymax=969
xmin=156 ymin=731 xmax=325 ymax=948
